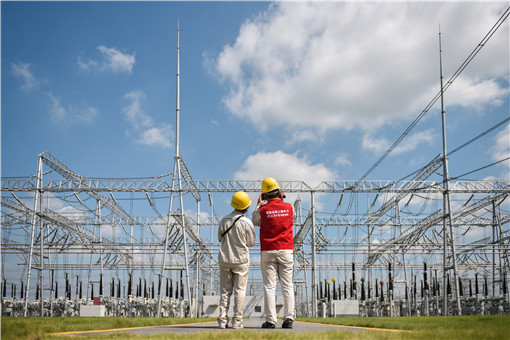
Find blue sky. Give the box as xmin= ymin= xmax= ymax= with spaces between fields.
xmin=1 ymin=1 xmax=509 ymax=296
xmin=3 ymin=1 xmax=508 ymax=187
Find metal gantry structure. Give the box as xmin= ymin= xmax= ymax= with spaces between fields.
xmin=1 ymin=150 xmax=509 ymax=316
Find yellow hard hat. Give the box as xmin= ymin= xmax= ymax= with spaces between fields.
xmin=262 ymin=177 xmax=280 ymax=193
xmin=231 ymin=191 xmax=251 ymax=210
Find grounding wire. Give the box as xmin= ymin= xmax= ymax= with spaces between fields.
xmin=450 ymin=157 xmax=510 ymax=180
xmin=58 ymin=196 xmax=94 ymax=212
xmin=352 ymin=6 xmax=510 ymax=186
xmin=400 ymin=193 xmax=430 ymax=216
xmin=396 ymin=118 xmax=510 ymax=182
xmin=449 ymin=118 xmax=510 ymax=156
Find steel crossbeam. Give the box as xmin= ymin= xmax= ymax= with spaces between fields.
xmin=193 ymin=180 xmax=312 ymax=192
xmin=3 ymin=177 xmax=509 ymax=194
xmin=5 ymin=213 xmax=503 ymax=229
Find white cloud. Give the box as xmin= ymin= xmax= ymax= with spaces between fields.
xmin=49 ymin=93 xmax=66 ymax=121
xmin=233 ymin=150 xmax=338 ymax=208
xmin=11 ymin=61 xmax=38 ymax=91
xmin=445 ymin=76 xmax=509 ymax=111
xmin=362 ymin=129 xmax=436 ymax=155
xmin=77 ymin=58 xmax=99 ymax=72
xmin=491 ymin=124 xmax=510 ymax=180
xmin=48 ymin=92 xmax=98 ymax=125
xmin=122 ymin=90 xmax=173 ymax=149
xmin=286 ymin=129 xmax=325 ymax=146
xmin=334 ymin=153 xmax=352 ymax=167
xmin=137 ymin=126 xmax=173 ymax=148
xmin=234 ymin=150 xmax=337 ymax=187
xmin=98 ymin=46 xmax=135 ymax=73
xmin=122 ymin=90 xmax=153 ymax=129
xmin=11 ymin=62 xmax=100 ymax=124
xmin=78 ymin=45 xmax=135 ymax=74
xmin=492 ymin=124 xmax=510 ymax=162
xmin=209 ymin=2 xmax=509 ymax=135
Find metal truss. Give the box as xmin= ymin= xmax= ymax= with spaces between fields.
xmin=1 ymin=150 xmax=509 ymax=317
xmin=2 ymin=152 xmax=509 ymax=271
xmin=3 ymin=177 xmax=508 ymax=194
xmin=366 ymin=192 xmax=509 ymax=265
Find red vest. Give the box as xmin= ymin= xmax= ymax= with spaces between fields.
xmin=259 ymin=199 xmax=294 ymax=251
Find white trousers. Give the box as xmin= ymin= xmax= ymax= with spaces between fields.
xmin=261 ymin=250 xmax=295 ymax=324
xmin=217 ymin=263 xmax=249 ymax=328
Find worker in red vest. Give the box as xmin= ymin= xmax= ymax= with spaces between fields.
xmin=252 ymin=177 xmax=295 ymax=329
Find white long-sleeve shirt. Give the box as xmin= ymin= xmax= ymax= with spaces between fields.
xmin=218 ymin=210 xmax=256 ymax=266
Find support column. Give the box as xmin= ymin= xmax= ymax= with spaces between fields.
xmin=208 ymin=193 xmax=214 ymax=295
xmin=24 ymin=155 xmax=43 ymax=316
xmin=195 ymin=200 xmax=201 ymax=317
xmin=98 ymin=200 xmax=103 ymax=299
xmin=311 ymin=191 xmax=317 ymax=317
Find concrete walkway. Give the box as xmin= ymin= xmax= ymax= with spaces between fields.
xmin=52 ymin=317 xmax=406 ymax=337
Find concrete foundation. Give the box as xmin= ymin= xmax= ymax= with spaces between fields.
xmin=80 ymin=305 xmax=106 ymax=317
xmin=328 ymin=300 xmax=360 ymax=317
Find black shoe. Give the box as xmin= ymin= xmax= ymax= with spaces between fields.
xmin=261 ymin=321 xmax=275 ymax=329
xmin=282 ymin=319 xmax=294 ymax=329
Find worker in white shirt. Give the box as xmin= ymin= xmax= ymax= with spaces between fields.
xmin=217 ymin=191 xmax=256 ymax=329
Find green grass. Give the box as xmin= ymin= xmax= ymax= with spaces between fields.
xmin=1 ymin=315 xmax=509 ymax=340
xmin=1 ymin=317 xmax=215 ymax=340
xmin=298 ymin=315 xmax=510 ymax=339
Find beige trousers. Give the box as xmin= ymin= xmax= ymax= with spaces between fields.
xmin=261 ymin=250 xmax=295 ymax=324
xmin=217 ymin=263 xmax=249 ymax=329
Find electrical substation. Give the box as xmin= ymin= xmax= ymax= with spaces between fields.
xmin=2 ymin=149 xmax=509 ymax=318
xmin=2 ymin=18 xmax=509 ymax=319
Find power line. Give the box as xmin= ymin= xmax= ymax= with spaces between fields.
xmin=398 ymin=118 xmax=510 ymax=181
xmin=451 ymin=157 xmax=510 ymax=180
xmin=355 ymin=6 xmax=510 ymax=184
xmin=449 ymin=118 xmax=510 ymax=156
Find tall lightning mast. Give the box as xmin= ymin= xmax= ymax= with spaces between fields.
xmin=158 ymin=22 xmax=193 ymax=317
xmin=175 ymin=21 xmax=181 ymax=157
xmin=439 ymin=26 xmax=461 ymax=316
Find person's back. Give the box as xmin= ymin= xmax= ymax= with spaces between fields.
xmin=258 ymin=198 xmax=293 ymax=251
xmin=218 ymin=210 xmax=255 ymax=265
xmin=217 ymin=191 xmax=255 ymax=330
xmin=252 ymin=177 xmax=295 ymax=329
